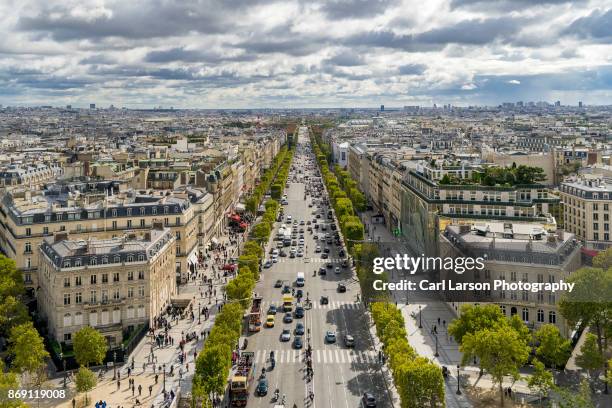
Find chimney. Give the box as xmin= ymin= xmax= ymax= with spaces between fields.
xmin=54 ymin=232 xmax=69 ymax=243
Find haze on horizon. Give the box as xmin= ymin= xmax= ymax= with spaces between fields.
xmin=0 ymin=0 xmax=611 ymax=108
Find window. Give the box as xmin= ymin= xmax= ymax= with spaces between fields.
xmin=64 ymin=333 xmax=71 ymax=342
xmin=176 ymin=232 xmax=181 ymax=240
xmin=138 ymin=254 xmax=145 ymax=262
xmin=152 ymin=207 xmax=157 ymax=215
xmin=537 ymin=309 xmax=544 ymax=322
xmin=138 ymin=286 xmax=145 ymax=297
xmin=127 ymin=208 xmax=132 ymax=216
xmin=127 ymin=271 xmax=134 ymax=281
xmin=127 ymin=255 xmax=134 ymax=262
xmin=140 ymin=219 xmax=145 ymax=228
xmin=112 ymin=221 xmax=117 ymax=229
xmin=113 ymin=272 xmax=119 ymax=282
xmin=90 ymin=257 xmax=97 ymax=265
xmin=593 ymin=203 xmax=599 ymax=211
xmin=75 ymin=258 xmax=82 ymax=267
xmin=102 ymin=274 xmax=108 ymax=283
xmin=164 ymin=206 xmax=169 ymax=214
xmin=127 ymin=287 xmax=134 ymax=298
xmin=101 ymin=290 xmax=108 ymax=302
xmin=43 ymin=227 xmax=49 ymax=235
xmin=112 ymin=209 xmax=117 ymax=217
xmin=138 ymin=270 xmax=145 ymax=280
xmin=522 ymin=308 xmax=529 ymax=322
xmin=25 ymin=228 xmax=31 ymax=236
xmin=64 ymin=277 xmax=70 ymax=287
xmin=499 ymin=305 xmax=506 ymax=315
xmin=164 ymin=217 xmax=169 ymax=226
xmin=63 ymin=260 xmax=71 ymax=268
xmin=63 ymin=293 xmax=71 ymax=305
xmin=75 ymin=292 xmax=82 ymax=304
xmin=102 ymin=257 xmax=108 ymax=264
xmin=90 ymin=290 xmax=97 ymax=303
xmin=75 ymin=276 xmax=82 ymax=286
xmin=24 ymin=242 xmax=32 ymax=253
xmin=140 ymin=207 xmax=145 ymax=215
xmin=113 ymin=290 xmax=120 ymax=300
xmin=594 ymin=223 xmax=599 ymax=230
xmin=549 ymin=311 xmax=556 ymax=324
xmin=595 ymin=233 xmax=600 ymax=241
xmin=90 ymin=274 xmax=97 ymax=285
xmin=127 ymin=220 xmax=132 ymax=228
xmin=175 ymin=217 xmax=181 ymax=225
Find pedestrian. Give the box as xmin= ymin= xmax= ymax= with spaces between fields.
xmin=149 ymin=385 xmax=153 ymax=396
xmin=127 ymin=367 xmax=131 ymax=377
xmin=72 ymin=398 xmax=76 ymax=408
xmin=132 ymin=384 xmax=135 ymax=396
xmin=138 ymin=384 xmax=142 ymax=396
xmin=155 ymin=374 xmax=159 ymax=384
xmin=443 ymin=320 xmax=446 ymax=327
xmin=117 ymin=380 xmax=120 ymax=390
xmin=437 ymin=317 xmax=441 ymax=325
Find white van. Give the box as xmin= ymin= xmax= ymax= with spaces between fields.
xmin=296 ymin=272 xmax=305 ymax=287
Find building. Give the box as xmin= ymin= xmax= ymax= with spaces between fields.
xmin=0 ymin=182 xmax=198 ymax=290
xmin=440 ymin=222 xmax=581 ymax=338
xmin=560 ymin=175 xmax=612 ymax=251
xmin=37 ymin=225 xmax=176 ymax=345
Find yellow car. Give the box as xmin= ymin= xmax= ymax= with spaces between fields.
xmin=266 ymin=314 xmax=275 ymax=328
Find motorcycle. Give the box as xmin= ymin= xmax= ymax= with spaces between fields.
xmin=273 ymin=389 xmax=279 ymax=402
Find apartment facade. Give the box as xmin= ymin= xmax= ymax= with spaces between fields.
xmin=37 ymin=226 xmax=176 ymax=345
xmin=440 ymin=223 xmax=582 ymax=338
xmin=560 ymin=176 xmax=612 ymax=251
xmin=0 ymin=182 xmax=198 ymax=290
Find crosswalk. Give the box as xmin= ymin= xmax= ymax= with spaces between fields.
xmin=275 ymin=257 xmax=343 ymax=264
xmin=262 ymin=300 xmax=362 ymax=310
xmin=252 ymin=349 xmax=377 ymax=365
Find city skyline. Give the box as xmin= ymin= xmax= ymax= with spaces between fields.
xmin=1 ymin=0 xmax=611 ymax=108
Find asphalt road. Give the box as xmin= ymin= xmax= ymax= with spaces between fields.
xmin=244 ymin=127 xmax=393 ymax=408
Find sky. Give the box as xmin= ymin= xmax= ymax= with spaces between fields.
xmin=0 ymin=0 xmax=611 ymax=108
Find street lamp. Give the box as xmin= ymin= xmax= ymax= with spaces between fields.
xmin=59 ymin=352 xmax=67 ymax=388
xmin=112 ymin=351 xmax=117 ymax=380
xmin=456 ymin=365 xmax=462 ymax=395
xmin=198 ymin=302 xmax=201 ymax=324
xmin=163 ymin=363 xmax=166 ymax=393
xmin=418 ymin=305 xmax=422 ymax=328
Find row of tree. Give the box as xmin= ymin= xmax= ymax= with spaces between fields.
xmin=309 ymin=130 xmax=446 ymax=407
xmin=192 ymin=141 xmax=295 ymax=407
xmin=372 ymin=303 xmax=446 ymax=407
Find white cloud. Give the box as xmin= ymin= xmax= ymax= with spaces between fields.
xmin=508 ymin=79 xmax=521 ymax=84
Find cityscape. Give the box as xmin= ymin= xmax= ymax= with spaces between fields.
xmin=0 ymin=1 xmax=612 ymax=408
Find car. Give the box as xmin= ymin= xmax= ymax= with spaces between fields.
xmin=266 ymin=315 xmax=275 ymax=328
xmin=295 ymin=306 xmax=304 ymax=318
xmin=316 ymin=214 xmax=321 ymax=219
xmin=327 ymin=239 xmax=333 ymax=245
xmin=280 ymin=329 xmax=291 ymax=342
xmin=296 ymin=289 xmax=303 ymax=298
xmin=271 ymin=248 xmax=279 ymax=256
xmin=268 ymin=305 xmax=277 ymax=315
xmin=361 ymin=392 xmax=377 ymax=407
xmin=279 ymin=250 xmax=287 ymax=257
xmin=286 ymin=215 xmax=292 ymax=222
xmin=319 ymin=267 xmax=326 ymax=275
xmin=282 ymin=285 xmax=291 ymax=294
xmin=256 ymin=377 xmax=269 ymax=396
xmin=292 ymin=239 xmax=297 ymax=246
xmin=315 ymin=245 xmax=321 ymax=253
xmin=331 ymin=224 xmax=337 ymax=230
xmin=264 ymin=260 xmax=273 ymax=268
xmin=326 ymin=262 xmax=333 ymax=269
xmin=325 ymin=331 xmax=336 ymax=343
xmin=342 ymin=260 xmax=349 ymax=268
xmin=277 ymin=241 xmax=284 ymax=248
xmin=307 ymin=220 xmax=311 ymax=225
xmin=324 ymin=247 xmax=330 ymax=253
xmin=321 ymin=225 xmax=327 ymax=231
xmin=321 ymin=253 xmax=328 ymax=259
xmin=272 ymin=254 xmax=278 ymax=263
xmin=293 ymin=336 xmax=303 ymax=349
xmin=274 ymin=280 xmax=283 ymax=288
xmin=300 ymin=220 xmax=305 ymax=225
xmin=339 ymin=249 xmax=345 ymax=257
xmin=337 ymin=283 xmax=347 ymax=293
xmin=283 ymin=313 xmax=293 ymax=323
xmin=295 ymin=322 xmax=305 ymax=335
xmin=299 ymin=228 xmax=304 ymax=233
xmin=299 ymin=238 xmax=305 ymax=245
xmin=297 ymin=250 xmax=304 ymax=257
xmin=289 ymin=252 xmax=296 ymax=258
xmin=335 ymin=267 xmax=341 ymax=274
xmin=293 ymin=220 xmax=298 ymax=225
xmin=308 ymin=203 xmax=313 ymax=207
xmin=344 ymin=334 xmax=355 ymax=348
xmin=321 ymin=296 xmax=329 ymax=305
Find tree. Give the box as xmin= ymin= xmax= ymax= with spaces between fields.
xmin=8 ymin=322 xmax=49 ymax=388
xmin=575 ymin=333 xmax=605 ymax=381
xmin=593 ymin=247 xmax=612 ymax=271
xmin=534 ymin=324 xmax=571 ymax=369
xmin=0 ymin=255 xmax=29 ymax=337
xmin=195 ymin=343 xmax=232 ymax=401
xmin=460 ymin=327 xmax=530 ymax=406
xmin=348 ymin=187 xmax=366 ymax=212
xmin=251 ymin=222 xmax=271 ymax=243
xmin=75 ymin=367 xmax=97 ymax=405
xmin=0 ymin=360 xmax=27 ymax=408
xmin=556 ymin=379 xmax=595 ymax=408
xmin=238 ymin=255 xmax=259 ymax=280
xmin=270 ymin=184 xmax=282 ymax=199
xmin=395 ymin=357 xmax=445 ymax=408
xmin=73 ymin=327 xmax=108 ymax=368
xmin=448 ymin=304 xmax=505 ymax=345
xmin=245 ymin=197 xmax=258 ymax=214
xmin=225 ymin=271 xmax=255 ymax=308
xmin=559 ymin=267 xmax=612 ymax=358
xmin=527 ymin=359 xmax=554 ymax=406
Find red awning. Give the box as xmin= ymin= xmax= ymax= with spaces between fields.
xmin=239 ymin=222 xmax=248 ymax=228
xmin=229 ymin=214 xmax=241 ymax=221
xmin=581 ymin=247 xmax=599 ymax=257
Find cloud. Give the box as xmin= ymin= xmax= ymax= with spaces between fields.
xmin=563 ymin=8 xmax=612 ymax=41
xmin=319 ymin=0 xmax=399 ymax=20
xmin=325 ymin=50 xmax=365 ymax=66
xmin=507 ymin=79 xmax=521 ymax=84
xmin=450 ymin=0 xmax=586 ymax=11
xmin=397 ymin=64 xmax=426 ymax=75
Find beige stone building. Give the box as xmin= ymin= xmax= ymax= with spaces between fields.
xmin=560 ymin=175 xmax=612 ymax=251
xmin=37 ymin=226 xmax=176 ymax=345
xmin=0 ymin=181 xmax=197 ymax=291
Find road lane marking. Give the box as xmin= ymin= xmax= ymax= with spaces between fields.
xmin=316 ymin=349 xmax=320 ymax=363
xmin=334 ymin=349 xmax=340 ymax=364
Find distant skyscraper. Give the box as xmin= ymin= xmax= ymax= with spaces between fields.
xmin=579 ymin=101 xmax=583 ymax=108
xmin=555 ymin=100 xmax=561 ymax=107
xmin=90 ymin=103 xmax=96 ymax=109
xmin=66 ymin=105 xmax=71 ymax=109
xmin=380 ymin=104 xmax=384 ymax=112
